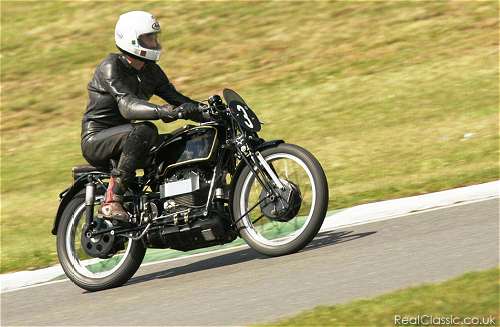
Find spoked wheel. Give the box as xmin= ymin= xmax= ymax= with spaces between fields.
xmin=233 ymin=143 xmax=328 ymax=256
xmin=56 ymin=191 xmax=146 ymax=292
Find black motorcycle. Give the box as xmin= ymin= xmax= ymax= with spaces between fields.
xmin=53 ymin=89 xmax=329 ymax=291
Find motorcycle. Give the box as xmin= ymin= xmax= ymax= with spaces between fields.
xmin=52 ymin=89 xmax=329 ymax=291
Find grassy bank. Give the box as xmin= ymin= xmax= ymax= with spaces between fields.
xmin=1 ymin=2 xmax=498 ymax=272
xmin=259 ymin=267 xmax=500 ymax=326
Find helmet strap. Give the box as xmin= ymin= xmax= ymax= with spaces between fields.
xmin=124 ymin=55 xmax=145 ymax=71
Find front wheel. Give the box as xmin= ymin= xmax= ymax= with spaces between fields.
xmin=56 ymin=191 xmax=146 ymax=291
xmin=232 ymin=143 xmax=329 ymax=256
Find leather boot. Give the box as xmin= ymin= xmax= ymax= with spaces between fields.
xmin=98 ymin=176 xmax=130 ymax=222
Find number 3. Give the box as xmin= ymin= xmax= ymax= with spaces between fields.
xmin=236 ymin=105 xmax=254 ymax=129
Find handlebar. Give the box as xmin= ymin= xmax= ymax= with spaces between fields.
xmin=199 ymin=95 xmax=228 ymax=120
xmin=208 ymin=95 xmax=225 ymax=111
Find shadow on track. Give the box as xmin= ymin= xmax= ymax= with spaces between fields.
xmin=124 ymin=229 xmax=376 ymax=288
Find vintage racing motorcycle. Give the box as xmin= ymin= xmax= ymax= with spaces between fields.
xmin=52 ymin=89 xmax=329 ymax=291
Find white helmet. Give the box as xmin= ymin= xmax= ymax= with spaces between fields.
xmin=115 ymin=11 xmax=162 ymax=62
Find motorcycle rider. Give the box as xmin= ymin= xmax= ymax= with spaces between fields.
xmin=81 ymin=11 xmax=206 ymax=222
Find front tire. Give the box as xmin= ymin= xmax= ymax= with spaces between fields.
xmin=56 ymin=191 xmax=146 ymax=291
xmin=232 ymin=143 xmax=328 ymax=256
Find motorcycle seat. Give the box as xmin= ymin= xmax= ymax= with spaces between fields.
xmin=72 ymin=165 xmax=109 ymax=174
xmin=72 ymin=160 xmax=116 ymax=179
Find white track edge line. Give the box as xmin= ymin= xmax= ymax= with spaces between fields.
xmin=319 ymin=196 xmax=499 ymax=232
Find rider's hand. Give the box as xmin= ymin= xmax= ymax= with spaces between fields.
xmin=157 ymin=104 xmax=181 ymax=123
xmin=177 ymin=102 xmax=199 ymax=117
xmin=177 ymin=102 xmax=211 ymax=123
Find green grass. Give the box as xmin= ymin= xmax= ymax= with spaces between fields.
xmin=1 ymin=2 xmax=498 ymax=272
xmin=258 ymin=267 xmax=500 ymax=327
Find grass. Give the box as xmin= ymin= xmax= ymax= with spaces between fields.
xmin=1 ymin=1 xmax=498 ymax=272
xmin=258 ymin=267 xmax=500 ymax=326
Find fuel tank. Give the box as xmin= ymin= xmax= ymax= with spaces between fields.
xmin=155 ymin=125 xmax=219 ymax=177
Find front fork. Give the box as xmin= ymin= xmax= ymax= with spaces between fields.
xmin=254 ymin=152 xmax=284 ymax=190
xmin=231 ymin=148 xmax=288 ymax=227
xmin=237 ymin=147 xmax=284 ymax=197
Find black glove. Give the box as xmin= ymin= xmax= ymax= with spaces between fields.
xmin=177 ymin=102 xmax=211 ymax=123
xmin=178 ymin=102 xmax=198 ymax=116
xmin=157 ymin=104 xmax=181 ymax=123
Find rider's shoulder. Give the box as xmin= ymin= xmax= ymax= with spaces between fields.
xmin=98 ymin=53 xmax=121 ymax=66
xmin=96 ymin=53 xmax=123 ymax=77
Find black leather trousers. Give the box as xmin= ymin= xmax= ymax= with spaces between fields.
xmin=81 ymin=121 xmax=159 ymax=195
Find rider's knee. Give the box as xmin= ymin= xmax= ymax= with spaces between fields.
xmin=132 ymin=121 xmax=158 ymax=141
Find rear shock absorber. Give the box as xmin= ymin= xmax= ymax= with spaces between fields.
xmin=85 ymin=176 xmax=96 ymax=228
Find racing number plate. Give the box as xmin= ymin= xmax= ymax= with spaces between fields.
xmin=223 ymin=88 xmax=262 ymax=132
xmin=228 ymin=100 xmax=261 ymax=132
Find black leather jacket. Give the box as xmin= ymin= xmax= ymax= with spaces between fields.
xmin=82 ymin=53 xmax=198 ymax=140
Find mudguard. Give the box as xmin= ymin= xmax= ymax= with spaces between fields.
xmin=51 ymin=175 xmax=90 ymax=235
xmin=255 ymin=139 xmax=284 ymax=152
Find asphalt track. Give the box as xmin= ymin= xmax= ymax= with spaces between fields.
xmin=1 ymin=198 xmax=498 ymax=326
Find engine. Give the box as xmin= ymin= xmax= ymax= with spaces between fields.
xmin=144 ymin=168 xmax=237 ymax=251
xmin=160 ymin=168 xmax=210 ymax=212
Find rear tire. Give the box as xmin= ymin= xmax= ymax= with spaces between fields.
xmin=232 ymin=143 xmax=328 ymax=256
xmin=56 ymin=192 xmax=146 ymax=291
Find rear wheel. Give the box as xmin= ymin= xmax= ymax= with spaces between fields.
xmin=56 ymin=191 xmax=146 ymax=291
xmin=232 ymin=143 xmax=328 ymax=256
